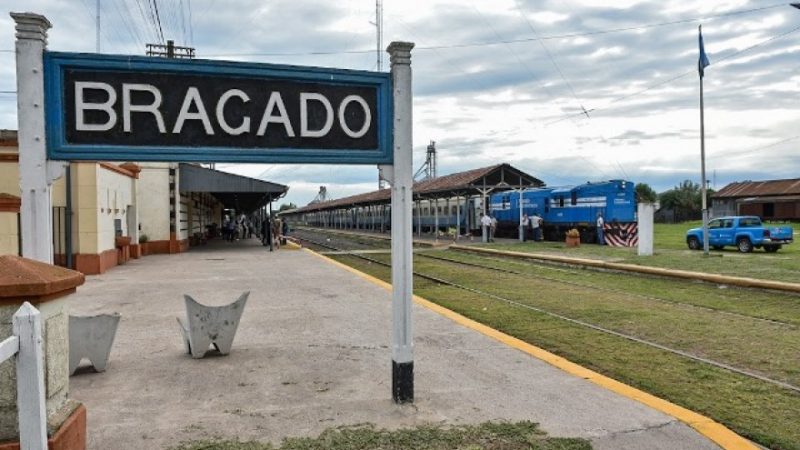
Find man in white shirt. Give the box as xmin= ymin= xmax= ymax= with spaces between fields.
xmin=531 ymin=213 xmax=542 ymax=242
xmin=596 ymin=213 xmax=605 ymax=245
xmin=480 ymin=213 xmax=492 ymax=243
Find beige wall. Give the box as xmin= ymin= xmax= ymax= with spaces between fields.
xmin=0 ymin=161 xmax=18 ymax=197
xmin=137 ymin=163 xmax=172 ymax=242
xmin=0 ymin=212 xmax=18 ymax=256
xmin=96 ymin=165 xmax=135 ymax=252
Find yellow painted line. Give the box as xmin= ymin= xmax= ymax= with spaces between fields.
xmin=303 ymin=247 xmax=759 ymax=450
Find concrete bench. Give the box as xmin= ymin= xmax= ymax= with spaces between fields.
xmin=69 ymin=313 xmax=121 ymax=375
xmin=177 ymin=292 xmax=249 ymax=358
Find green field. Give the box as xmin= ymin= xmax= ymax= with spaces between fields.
xmin=306 ymin=232 xmax=800 ymax=450
xmin=482 ymin=221 xmax=800 ymax=283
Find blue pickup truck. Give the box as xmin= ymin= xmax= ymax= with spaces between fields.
xmin=686 ymin=216 xmax=794 ymax=253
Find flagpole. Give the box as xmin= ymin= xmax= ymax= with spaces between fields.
xmin=699 ymin=25 xmax=709 ymax=256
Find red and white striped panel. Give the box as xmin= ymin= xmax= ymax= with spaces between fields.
xmin=603 ymin=222 xmax=638 ymax=247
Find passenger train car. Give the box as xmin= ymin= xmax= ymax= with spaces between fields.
xmin=490 ymin=180 xmax=637 ymax=242
xmin=285 ymin=180 xmax=637 ymax=244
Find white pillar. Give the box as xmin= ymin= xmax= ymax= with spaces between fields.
xmin=637 ymin=202 xmax=655 ymax=256
xmin=388 ymin=41 xmax=414 ymax=403
xmin=13 ymin=13 xmax=56 ymax=264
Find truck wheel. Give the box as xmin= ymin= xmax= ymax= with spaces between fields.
xmin=737 ymin=237 xmax=753 ymax=253
xmin=687 ymin=237 xmax=700 ymax=250
xmin=764 ymin=245 xmax=780 ymax=253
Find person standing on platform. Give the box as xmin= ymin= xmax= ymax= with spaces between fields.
xmin=596 ymin=213 xmax=605 ymax=245
xmin=531 ymin=212 xmax=542 ymax=242
xmin=480 ymin=213 xmax=491 ymax=242
xmin=489 ymin=215 xmax=497 ymax=242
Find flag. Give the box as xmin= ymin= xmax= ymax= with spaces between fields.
xmin=698 ymin=25 xmax=710 ymax=78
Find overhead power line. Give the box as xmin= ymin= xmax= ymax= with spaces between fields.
xmin=200 ymin=3 xmax=786 ymax=58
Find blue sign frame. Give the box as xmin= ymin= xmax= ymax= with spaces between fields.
xmin=44 ymin=52 xmax=393 ymax=164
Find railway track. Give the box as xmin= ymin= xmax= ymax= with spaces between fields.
xmin=292 ymin=228 xmax=800 ymax=394
xmin=295 ymin=229 xmax=796 ymax=328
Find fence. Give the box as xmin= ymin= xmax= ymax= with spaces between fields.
xmin=0 ymin=302 xmax=48 ymax=450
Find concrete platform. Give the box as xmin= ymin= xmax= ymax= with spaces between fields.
xmin=68 ymin=238 xmax=721 ymax=450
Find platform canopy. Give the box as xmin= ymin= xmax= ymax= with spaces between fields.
xmin=178 ymin=163 xmax=288 ymax=213
xmin=287 ymin=163 xmax=544 ymax=213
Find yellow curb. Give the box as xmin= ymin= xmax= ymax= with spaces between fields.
xmin=451 ymin=244 xmax=800 ymax=294
xmin=283 ymin=240 xmax=302 ymax=250
xmin=303 ymin=247 xmax=759 ymax=450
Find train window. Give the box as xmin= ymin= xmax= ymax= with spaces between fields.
xmin=423 ymin=208 xmax=429 ymax=215
xmin=451 ymin=206 xmax=457 ymax=215
xmin=571 ymin=192 xmax=577 ymax=206
xmin=558 ymin=196 xmax=564 ymax=207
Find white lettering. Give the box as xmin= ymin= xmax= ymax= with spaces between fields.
xmin=299 ymin=92 xmax=333 ymax=138
xmin=215 ymin=89 xmax=250 ymax=135
xmin=122 ymin=84 xmax=166 ymax=133
xmin=172 ymin=87 xmax=214 ymax=135
xmin=337 ymin=95 xmax=371 ymax=139
xmin=75 ymin=81 xmax=117 ymax=132
xmin=256 ymin=92 xmax=294 ymax=137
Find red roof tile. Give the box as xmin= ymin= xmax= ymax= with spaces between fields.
xmin=713 ymin=178 xmax=800 ymax=198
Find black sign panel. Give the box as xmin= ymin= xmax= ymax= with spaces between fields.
xmin=44 ymin=52 xmax=393 ymax=164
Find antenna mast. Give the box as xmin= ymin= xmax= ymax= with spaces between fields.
xmin=375 ymin=0 xmax=383 ymax=71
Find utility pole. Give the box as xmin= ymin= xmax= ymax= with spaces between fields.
xmin=375 ymin=0 xmax=383 ymax=71
xmin=96 ymin=0 xmax=100 ymax=52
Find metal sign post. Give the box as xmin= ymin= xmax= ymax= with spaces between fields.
xmin=385 ymin=42 xmax=414 ymax=403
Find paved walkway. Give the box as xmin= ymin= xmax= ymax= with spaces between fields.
xmin=68 ymin=238 xmax=721 ymax=450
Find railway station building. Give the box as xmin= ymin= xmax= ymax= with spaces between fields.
xmin=0 ymin=129 xmax=287 ymax=274
xmin=281 ymin=163 xmax=543 ymax=236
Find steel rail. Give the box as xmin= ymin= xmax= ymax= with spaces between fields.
xmin=294 ymin=230 xmax=800 ymax=394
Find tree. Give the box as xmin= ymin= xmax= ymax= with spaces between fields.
xmin=658 ymin=180 xmax=715 ymax=222
xmin=278 ymin=202 xmax=297 ymax=212
xmin=635 ymin=183 xmax=658 ymax=203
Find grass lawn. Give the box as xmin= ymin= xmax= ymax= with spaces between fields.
xmin=169 ymin=421 xmax=590 ymax=450
xmin=481 ymin=221 xmax=800 ymax=283
xmin=327 ymin=251 xmax=800 ymax=450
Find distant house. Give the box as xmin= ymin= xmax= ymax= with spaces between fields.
xmin=712 ymin=178 xmax=800 ymax=220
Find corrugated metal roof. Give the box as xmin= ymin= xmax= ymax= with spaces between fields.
xmin=713 ymin=178 xmax=800 ymax=198
xmin=288 ymin=163 xmax=544 ymax=214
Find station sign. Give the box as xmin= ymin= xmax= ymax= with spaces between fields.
xmin=44 ymin=52 xmax=392 ymax=164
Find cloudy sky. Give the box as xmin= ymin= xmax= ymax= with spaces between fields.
xmin=2 ymin=0 xmax=799 ymax=207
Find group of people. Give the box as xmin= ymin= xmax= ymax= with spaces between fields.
xmin=221 ymin=213 xmax=288 ymax=249
xmin=479 ymin=211 xmax=608 ymax=245
xmin=260 ymin=216 xmax=287 ymax=249
xmin=222 ymin=214 xmax=254 ymax=242
xmin=521 ymin=213 xmax=544 ymax=242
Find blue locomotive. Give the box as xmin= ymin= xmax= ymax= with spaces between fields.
xmin=489 ymin=180 xmax=637 ymax=242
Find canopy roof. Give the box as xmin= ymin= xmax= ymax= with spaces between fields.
xmin=286 ymin=163 xmax=544 ymax=214
xmin=179 ymin=163 xmax=288 ymax=213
